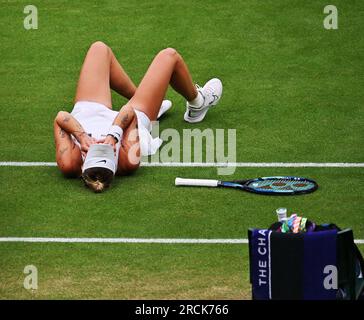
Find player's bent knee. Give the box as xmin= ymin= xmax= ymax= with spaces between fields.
xmin=90 ymin=41 xmax=108 ymax=49
xmin=164 ymin=47 xmax=177 ymax=55
xmin=158 ymin=47 xmax=178 ymax=60
xmin=89 ymin=41 xmax=110 ymax=55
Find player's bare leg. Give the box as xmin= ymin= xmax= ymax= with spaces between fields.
xmin=74 ymin=41 xmax=137 ymax=108
xmin=115 ymin=48 xmax=201 ymax=174
xmin=126 ymin=47 xmax=222 ymax=123
xmin=127 ymin=48 xmax=198 ymax=120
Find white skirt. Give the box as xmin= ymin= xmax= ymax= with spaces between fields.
xmin=70 ymin=101 xmax=162 ymax=157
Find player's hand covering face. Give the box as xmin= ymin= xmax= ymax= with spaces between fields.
xmin=79 ymin=134 xmax=97 ymax=157
xmin=98 ymin=135 xmax=117 ymax=153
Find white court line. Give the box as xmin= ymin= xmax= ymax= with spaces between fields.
xmin=0 ymin=237 xmax=247 ymax=244
xmin=0 ymin=237 xmax=363 ymax=244
xmin=0 ymin=162 xmax=57 ymax=167
xmin=141 ymin=162 xmax=364 ymax=168
xmin=1 ymin=162 xmax=364 ymax=167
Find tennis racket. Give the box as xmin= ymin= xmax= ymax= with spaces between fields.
xmin=175 ymin=176 xmax=318 ymax=195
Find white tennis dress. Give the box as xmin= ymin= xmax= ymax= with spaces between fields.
xmin=70 ymin=101 xmax=163 ymax=158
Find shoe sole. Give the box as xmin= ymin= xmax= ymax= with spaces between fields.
xmin=184 ymin=94 xmax=221 ymax=123
xmin=184 ymin=105 xmax=213 ymax=123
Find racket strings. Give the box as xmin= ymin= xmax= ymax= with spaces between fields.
xmin=250 ymin=179 xmax=314 ymax=191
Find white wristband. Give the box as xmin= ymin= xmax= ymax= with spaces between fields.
xmin=107 ymin=125 xmax=123 ymax=143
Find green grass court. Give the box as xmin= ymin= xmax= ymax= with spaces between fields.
xmin=1 ymin=1 xmax=363 ymax=299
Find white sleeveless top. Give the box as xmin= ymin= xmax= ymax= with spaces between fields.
xmin=70 ymin=101 xmax=162 ymax=157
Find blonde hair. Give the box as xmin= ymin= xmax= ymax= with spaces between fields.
xmin=83 ymin=177 xmax=105 ymax=193
xmin=82 ymin=167 xmax=113 ymax=193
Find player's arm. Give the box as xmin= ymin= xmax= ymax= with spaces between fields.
xmin=103 ymin=104 xmax=136 ymax=149
xmin=54 ymin=111 xmax=96 ymax=152
xmin=113 ymin=104 xmax=136 ymax=129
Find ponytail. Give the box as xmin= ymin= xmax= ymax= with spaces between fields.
xmin=82 ymin=167 xmax=114 ymax=193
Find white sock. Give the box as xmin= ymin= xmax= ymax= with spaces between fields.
xmin=188 ymin=91 xmax=204 ymax=108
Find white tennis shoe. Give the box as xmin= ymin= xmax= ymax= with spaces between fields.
xmin=184 ymin=78 xmax=223 ymax=123
xmin=157 ymin=100 xmax=173 ymax=119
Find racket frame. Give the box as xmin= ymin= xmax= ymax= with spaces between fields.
xmin=219 ymin=176 xmax=318 ymax=195
xmin=175 ymin=176 xmax=318 ymax=195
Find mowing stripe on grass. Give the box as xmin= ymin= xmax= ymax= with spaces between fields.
xmin=0 ymin=237 xmax=363 ymax=244
xmin=1 ymin=162 xmax=364 ymax=168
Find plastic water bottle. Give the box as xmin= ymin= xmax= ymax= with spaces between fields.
xmin=276 ymin=208 xmax=287 ymax=222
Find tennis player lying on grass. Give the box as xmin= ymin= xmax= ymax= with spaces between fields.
xmin=54 ymin=41 xmax=223 ymax=192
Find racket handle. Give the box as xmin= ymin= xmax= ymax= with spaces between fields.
xmin=175 ymin=177 xmax=219 ymax=187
